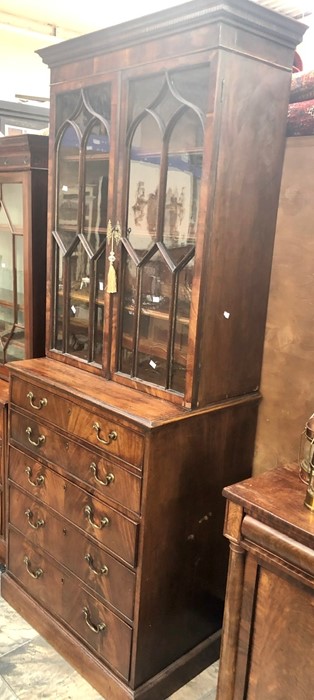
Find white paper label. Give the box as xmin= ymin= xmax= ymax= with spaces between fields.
xmin=71 ymin=305 xmax=76 ymax=315
xmin=149 ymin=360 xmax=157 ymax=369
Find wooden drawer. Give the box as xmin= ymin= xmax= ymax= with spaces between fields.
xmin=63 ymin=577 xmax=132 ymax=680
xmin=8 ymin=475 xmax=139 ymax=567
xmin=11 ymin=377 xmax=144 ymax=468
xmin=9 ymin=483 xmax=136 ymax=620
xmin=9 ymin=442 xmax=142 ymax=515
xmin=8 ymin=528 xmax=132 ymax=680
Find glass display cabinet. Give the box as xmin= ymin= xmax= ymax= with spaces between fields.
xmin=2 ymin=3 xmax=305 ymax=700
xmin=0 ymin=134 xmax=48 ymax=377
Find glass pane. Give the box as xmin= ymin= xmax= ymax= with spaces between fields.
xmin=84 ymin=121 xmax=110 ymax=243
xmin=15 ymin=235 xmax=24 ymax=306
xmin=0 ymin=183 xmax=23 ymax=230
xmin=170 ymin=64 xmax=210 ymax=114
xmin=127 ymin=115 xmax=161 ymax=254
xmin=56 ymin=125 xmax=80 ymax=240
xmin=5 ymin=327 xmax=25 ymax=362
xmin=54 ymin=245 xmax=64 ymax=351
xmin=120 ymin=256 xmax=137 ymax=375
xmin=85 ymin=84 xmax=111 ymax=121
xmin=128 ymin=74 xmax=164 ymax=123
xmin=171 ymin=259 xmax=195 ymax=393
xmin=68 ymin=241 xmax=90 ymax=359
xmin=165 ymin=109 xmax=203 ymax=251
xmin=56 ymin=90 xmax=81 ymax=131
xmin=137 ymin=251 xmax=172 ymax=385
xmin=0 ymin=229 xmax=13 ymax=309
xmin=94 ymin=249 xmax=106 ymax=365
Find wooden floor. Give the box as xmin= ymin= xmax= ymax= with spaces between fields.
xmin=0 ymin=579 xmax=219 ymax=699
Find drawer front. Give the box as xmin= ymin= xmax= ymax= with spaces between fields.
xmin=9 ymin=484 xmax=136 ymax=620
xmin=9 ymin=443 xmax=142 ymax=515
xmin=8 ymin=527 xmax=66 ymax=618
xmin=63 ymin=578 xmax=132 ymax=680
xmin=11 ymin=377 xmax=144 ymax=468
xmin=8 ymin=471 xmax=138 ymax=567
xmin=8 ymin=528 xmax=132 ymax=680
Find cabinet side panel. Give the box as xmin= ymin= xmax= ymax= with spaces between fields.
xmin=132 ymin=398 xmax=259 ymax=686
xmin=197 ymin=53 xmax=293 ymax=405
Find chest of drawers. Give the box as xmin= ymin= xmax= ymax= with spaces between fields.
xmin=2 ymin=357 xmax=260 ymax=698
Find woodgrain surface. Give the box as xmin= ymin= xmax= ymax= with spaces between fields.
xmin=254 ymin=135 xmax=314 ymax=474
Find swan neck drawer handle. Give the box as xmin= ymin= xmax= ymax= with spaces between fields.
xmin=84 ymin=505 xmax=109 ymax=529
xmin=25 ymin=508 xmax=45 ymax=530
xmin=84 ymin=553 xmax=109 ymax=576
xmin=23 ymin=555 xmax=43 ymax=579
xmin=26 ymin=391 xmax=48 ymax=410
xmin=26 ymin=427 xmax=46 ymax=447
xmin=92 ymin=422 xmax=117 ymax=445
xmin=25 ymin=466 xmax=45 ymax=487
xmin=89 ymin=462 xmax=114 ymax=487
xmin=82 ymin=606 xmax=106 ymax=634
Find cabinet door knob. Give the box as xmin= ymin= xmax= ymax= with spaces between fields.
xmin=26 ymin=391 xmax=48 ymax=410
xmin=23 ymin=555 xmax=43 ymax=579
xmin=25 ymin=509 xmax=45 ymax=530
xmin=92 ymin=422 xmax=117 ymax=446
xmin=82 ymin=606 xmax=106 ymax=634
xmin=89 ymin=462 xmax=115 ymax=486
xmin=84 ymin=504 xmax=109 ymax=530
xmin=26 ymin=427 xmax=46 ymax=447
xmin=25 ymin=466 xmax=45 ymax=487
xmin=84 ymin=553 xmax=109 ymax=576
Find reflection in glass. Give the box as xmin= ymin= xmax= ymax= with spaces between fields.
xmin=120 ymin=257 xmax=137 ymax=375
xmin=137 ymin=251 xmax=172 ymax=385
xmin=56 ymin=125 xmax=80 ymax=240
xmin=53 ymin=84 xmax=112 ymax=366
xmin=94 ymin=249 xmax=106 ymax=365
xmin=55 ymin=245 xmax=64 ymax=351
xmin=127 ymin=115 xmax=161 ymax=255
xmin=0 ymin=183 xmax=25 ymax=366
xmin=171 ymin=258 xmax=195 ymax=393
xmin=119 ymin=64 xmax=208 ymax=393
xmin=84 ymin=121 xmax=109 ymax=243
xmin=68 ymin=241 xmax=90 ymax=360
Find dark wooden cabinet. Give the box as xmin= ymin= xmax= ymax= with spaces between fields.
xmin=217 ymin=464 xmax=314 ymax=700
xmin=0 ymin=134 xmax=48 ymax=378
xmin=1 ymin=2 xmax=306 ymax=699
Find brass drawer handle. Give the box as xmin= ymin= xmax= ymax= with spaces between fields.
xmin=26 ymin=427 xmax=46 ymax=447
xmin=82 ymin=606 xmax=106 ymax=634
xmin=25 ymin=508 xmax=45 ymax=530
xmin=92 ymin=422 xmax=117 ymax=446
xmin=84 ymin=553 xmax=109 ymax=576
xmin=26 ymin=391 xmax=48 ymax=411
xmin=25 ymin=466 xmax=45 ymax=487
xmin=84 ymin=505 xmax=109 ymax=530
xmin=89 ymin=462 xmax=114 ymax=487
xmin=23 ymin=555 xmax=43 ymax=579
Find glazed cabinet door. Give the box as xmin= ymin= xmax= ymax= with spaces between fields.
xmin=0 ymin=172 xmax=28 ymax=373
xmin=49 ymin=81 xmax=118 ymax=370
xmin=113 ymin=61 xmax=215 ymax=402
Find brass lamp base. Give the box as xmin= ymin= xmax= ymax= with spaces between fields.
xmin=304 ymin=489 xmax=314 ymax=512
